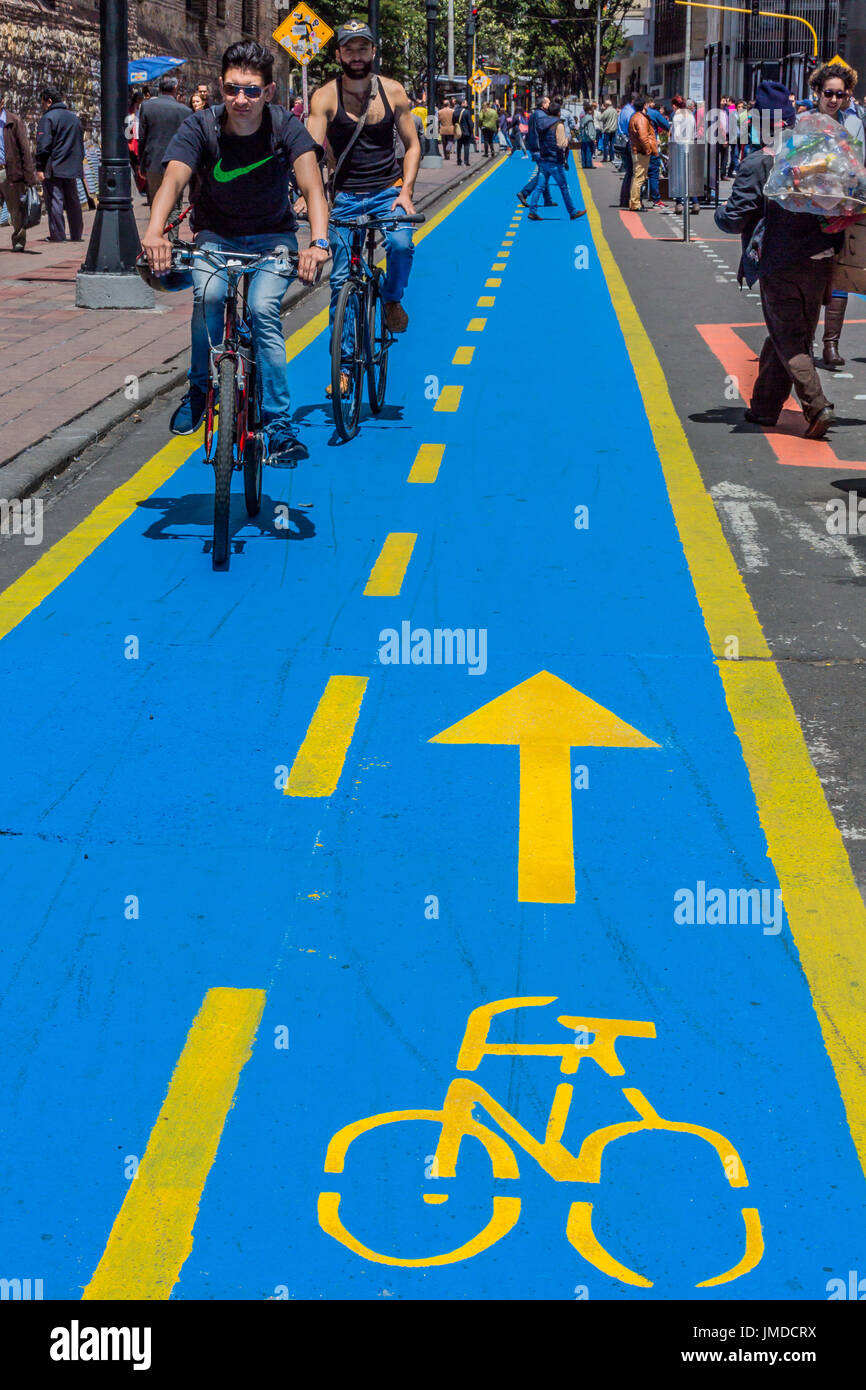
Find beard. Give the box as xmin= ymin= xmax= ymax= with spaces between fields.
xmin=339 ymin=57 xmax=373 ymax=79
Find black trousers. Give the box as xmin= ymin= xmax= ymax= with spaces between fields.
xmin=751 ymin=259 xmax=832 ymax=424
xmin=619 ymin=142 xmax=633 ymax=207
xmin=44 ymin=175 xmax=83 ymax=241
xmin=456 ymin=136 xmax=472 ymax=165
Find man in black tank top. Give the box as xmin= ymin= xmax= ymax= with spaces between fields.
xmin=304 ymin=21 xmax=421 ymax=382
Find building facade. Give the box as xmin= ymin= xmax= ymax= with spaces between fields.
xmin=0 ymin=1 xmax=292 ymax=144
xmin=649 ymin=0 xmax=866 ymax=103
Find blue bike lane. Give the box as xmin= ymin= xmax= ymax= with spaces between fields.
xmin=2 ymin=157 xmax=865 ymax=1301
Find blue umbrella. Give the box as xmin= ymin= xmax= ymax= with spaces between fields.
xmin=128 ymin=56 xmax=186 ymax=85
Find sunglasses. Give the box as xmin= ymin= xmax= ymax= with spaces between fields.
xmin=821 ymin=89 xmax=845 ymax=99
xmin=222 ymin=82 xmax=264 ymax=99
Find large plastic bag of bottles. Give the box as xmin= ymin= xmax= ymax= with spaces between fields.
xmin=763 ymin=111 xmax=866 ymax=215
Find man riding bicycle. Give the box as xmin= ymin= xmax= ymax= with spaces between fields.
xmin=297 ymin=19 xmax=421 ymax=397
xmin=141 ymin=40 xmax=330 ymax=466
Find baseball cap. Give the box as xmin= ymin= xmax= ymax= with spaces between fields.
xmin=337 ymin=20 xmax=375 ymax=44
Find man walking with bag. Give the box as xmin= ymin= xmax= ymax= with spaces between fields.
xmin=36 ymin=88 xmax=85 ymax=242
xmin=715 ymin=80 xmax=842 ymax=439
xmin=0 ymin=92 xmax=38 ymax=251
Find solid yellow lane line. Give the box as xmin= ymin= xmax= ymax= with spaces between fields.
xmin=434 ymin=385 xmax=463 ymax=412
xmin=0 ymin=435 xmax=199 ymax=645
xmin=83 ymin=987 xmax=266 ymax=1300
xmin=452 ymin=346 xmax=475 ymax=365
xmin=408 ymin=443 xmax=445 ymax=483
xmin=363 ymin=532 xmax=417 ymax=596
xmin=577 ymin=155 xmax=866 ymax=1181
xmin=466 ymin=317 xmax=487 ymax=331
xmin=286 ymin=674 xmax=369 ymax=797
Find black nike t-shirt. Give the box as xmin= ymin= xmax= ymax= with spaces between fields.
xmin=162 ymin=104 xmax=319 ymax=238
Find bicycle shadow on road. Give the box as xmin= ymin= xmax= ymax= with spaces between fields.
xmin=136 ymin=494 xmax=316 ymax=555
xmin=292 ymin=401 xmax=407 ymax=446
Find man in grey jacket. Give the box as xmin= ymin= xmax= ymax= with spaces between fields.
xmin=36 ymin=88 xmax=85 ymax=241
xmin=715 ymin=79 xmax=843 ymax=440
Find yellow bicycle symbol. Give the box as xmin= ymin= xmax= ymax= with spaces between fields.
xmin=318 ymin=997 xmax=764 ymax=1287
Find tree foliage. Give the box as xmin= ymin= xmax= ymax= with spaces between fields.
xmin=294 ymin=0 xmax=641 ymax=100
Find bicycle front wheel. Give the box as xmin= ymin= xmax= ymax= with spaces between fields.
xmin=331 ymin=281 xmax=364 ymax=441
xmin=366 ymin=271 xmax=388 ymax=415
xmin=213 ymin=355 xmax=236 ymax=568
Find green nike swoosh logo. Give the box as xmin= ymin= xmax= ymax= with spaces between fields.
xmin=213 ymin=154 xmax=274 ymax=182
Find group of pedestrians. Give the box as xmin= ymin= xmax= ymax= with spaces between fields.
xmin=437 ymin=97 xmax=510 ymax=164
xmin=0 ymin=87 xmax=85 ymax=249
xmin=515 ymin=95 xmax=585 ymax=220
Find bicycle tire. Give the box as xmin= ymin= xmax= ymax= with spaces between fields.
xmin=213 ymin=354 xmax=236 ymax=568
xmin=366 ymin=271 xmax=388 ymax=415
xmin=243 ymin=363 xmax=263 ymax=517
xmin=331 ymin=280 xmax=364 ymax=441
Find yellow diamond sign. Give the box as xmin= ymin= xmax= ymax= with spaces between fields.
xmin=470 ymin=68 xmax=490 ymax=94
xmin=273 ymin=5 xmax=334 ymax=65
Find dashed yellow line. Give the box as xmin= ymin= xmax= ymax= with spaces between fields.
xmin=363 ymin=532 xmax=417 ymax=596
xmin=477 ymin=296 xmax=496 ymax=308
xmin=286 ymin=675 xmax=369 ymax=797
xmin=434 ymin=385 xmax=463 ymax=412
xmin=467 ymin=317 xmax=487 ymax=331
xmin=492 ymin=262 xmax=506 ymax=271
xmin=408 ymin=443 xmax=445 ymax=483
xmin=83 ymin=987 xmax=266 ymax=1300
xmin=452 ymin=346 xmax=475 ymax=365
xmin=485 ymin=278 xmax=502 ymax=288
xmin=498 ymin=250 xmax=510 ymax=257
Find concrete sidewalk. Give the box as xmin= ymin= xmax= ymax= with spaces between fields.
xmin=0 ymin=149 xmax=504 ymax=498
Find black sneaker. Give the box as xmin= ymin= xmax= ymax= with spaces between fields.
xmin=266 ymin=427 xmax=309 ymax=466
xmin=516 ymin=192 xmax=528 ymax=207
xmin=170 ymin=385 xmax=207 ymax=435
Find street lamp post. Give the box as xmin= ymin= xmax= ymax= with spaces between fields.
xmin=369 ymin=0 xmax=381 ymax=73
xmin=422 ymin=0 xmax=443 ymax=167
xmin=76 ymin=0 xmax=153 ymax=308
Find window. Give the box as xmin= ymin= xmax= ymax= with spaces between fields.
xmin=242 ymin=0 xmax=256 ymax=34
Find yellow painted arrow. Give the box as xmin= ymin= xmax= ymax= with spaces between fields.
xmin=430 ymin=671 xmax=659 ymax=904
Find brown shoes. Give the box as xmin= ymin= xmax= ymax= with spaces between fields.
xmin=325 ymin=371 xmax=351 ymax=399
xmin=384 ymin=300 xmax=409 ymax=334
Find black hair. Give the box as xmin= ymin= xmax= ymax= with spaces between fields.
xmin=548 ymin=98 xmax=562 ymax=116
xmin=41 ymin=86 xmax=62 ymax=104
xmin=632 ymin=94 xmax=647 ymax=110
xmin=221 ymin=40 xmax=273 ymax=85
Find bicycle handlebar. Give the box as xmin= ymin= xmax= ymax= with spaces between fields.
xmin=329 ymin=213 xmax=426 ymax=229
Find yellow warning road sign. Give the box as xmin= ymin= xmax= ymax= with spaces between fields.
xmin=470 ymin=68 xmax=490 ymax=94
xmin=273 ymin=5 xmax=334 ymax=65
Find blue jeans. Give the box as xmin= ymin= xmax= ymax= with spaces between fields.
xmin=580 ymin=139 xmax=593 ymax=168
xmin=330 ymin=185 xmax=415 ymax=364
xmin=190 ymin=230 xmax=297 ymax=432
xmin=602 ymin=131 xmax=615 ymax=160
xmin=648 ymin=153 xmax=661 ymax=201
xmin=519 ymin=155 xmax=554 ymax=203
xmin=528 ymin=160 xmax=577 ymax=215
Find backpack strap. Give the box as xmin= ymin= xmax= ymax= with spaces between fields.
xmin=329 ymin=75 xmax=378 ymax=205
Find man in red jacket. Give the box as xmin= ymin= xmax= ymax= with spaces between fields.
xmin=628 ymin=94 xmax=657 ymax=212
xmin=0 ymin=97 xmax=38 ymax=251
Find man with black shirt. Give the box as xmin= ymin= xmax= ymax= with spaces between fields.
xmin=303 ymin=20 xmax=421 ymax=393
xmin=141 ymin=41 xmax=329 ymax=466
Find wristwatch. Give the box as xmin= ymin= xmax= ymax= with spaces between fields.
xmin=311 ymin=238 xmax=330 ymax=251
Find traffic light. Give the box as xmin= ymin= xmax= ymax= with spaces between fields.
xmin=466 ymin=4 xmax=479 ymax=38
